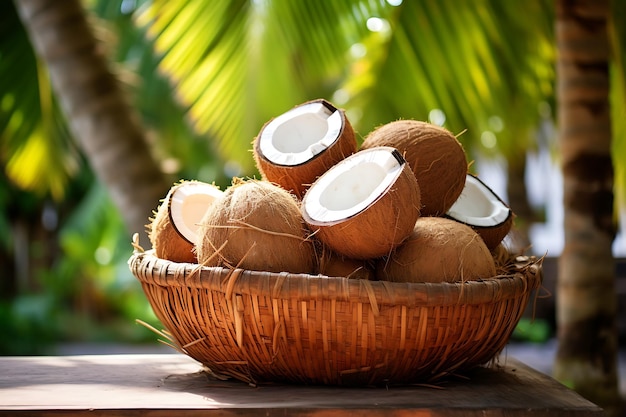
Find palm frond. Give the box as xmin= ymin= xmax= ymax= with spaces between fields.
xmin=135 ymin=0 xmax=387 ymax=173
xmin=0 ymin=1 xmax=78 ymax=200
xmin=340 ymin=1 xmax=555 ymax=160
xmin=610 ymin=0 xmax=626 ymax=206
xmin=136 ymin=0 xmax=256 ymax=172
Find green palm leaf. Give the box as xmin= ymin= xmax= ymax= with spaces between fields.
xmin=135 ymin=0 xmax=388 ymax=173
xmin=0 ymin=1 xmax=78 ymax=200
xmin=137 ymin=0 xmax=556 ymax=171
xmin=340 ymin=1 xmax=554 ymax=159
xmin=610 ymin=0 xmax=626 ymax=206
xmin=136 ymin=0 xmax=257 ymax=172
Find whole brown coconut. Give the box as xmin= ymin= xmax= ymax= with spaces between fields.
xmin=253 ymin=99 xmax=357 ymax=198
xmin=196 ymin=179 xmax=316 ymax=274
xmin=149 ymin=180 xmax=223 ymax=263
xmin=361 ymin=120 xmax=467 ymax=216
xmin=376 ymin=217 xmax=496 ymax=283
xmin=317 ymin=244 xmax=375 ymax=280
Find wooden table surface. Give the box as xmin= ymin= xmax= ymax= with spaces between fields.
xmin=0 ymin=353 xmax=603 ymax=416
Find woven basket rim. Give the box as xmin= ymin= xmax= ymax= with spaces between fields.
xmin=128 ymin=247 xmax=543 ymax=309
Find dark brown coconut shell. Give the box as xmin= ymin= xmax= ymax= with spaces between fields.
xmin=376 ymin=217 xmax=496 ymax=283
xmin=253 ymin=99 xmax=357 ymax=199
xmin=445 ymin=174 xmax=515 ymax=250
xmin=302 ymin=147 xmax=421 ymax=260
xmin=361 ymin=120 xmax=467 ymax=216
xmin=196 ymin=179 xmax=316 ymax=274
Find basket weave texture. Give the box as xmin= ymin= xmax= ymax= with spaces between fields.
xmin=129 ymin=246 xmax=542 ymax=386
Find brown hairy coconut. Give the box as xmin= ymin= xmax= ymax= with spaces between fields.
xmin=446 ymin=173 xmax=514 ymax=250
xmin=302 ymin=146 xmax=421 ymax=260
xmin=491 ymin=242 xmax=514 ymax=274
xmin=361 ymin=120 xmax=467 ymax=216
xmin=376 ymin=217 xmax=496 ymax=283
xmin=253 ymin=98 xmax=357 ymax=198
xmin=149 ymin=180 xmax=223 ymax=263
xmin=196 ymin=178 xmax=315 ymax=274
xmin=317 ymin=244 xmax=375 ymax=280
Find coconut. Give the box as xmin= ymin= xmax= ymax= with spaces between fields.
xmin=376 ymin=217 xmax=496 ymax=283
xmin=149 ymin=180 xmax=223 ymax=263
xmin=445 ymin=173 xmax=514 ymax=250
xmin=196 ymin=178 xmax=315 ymax=274
xmin=317 ymin=244 xmax=375 ymax=280
xmin=361 ymin=120 xmax=467 ymax=216
xmin=253 ymin=99 xmax=357 ymax=198
xmin=492 ymin=242 xmax=514 ymax=274
xmin=301 ymin=146 xmax=421 ymax=260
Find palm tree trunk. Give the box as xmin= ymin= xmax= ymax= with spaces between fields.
xmin=554 ymin=0 xmax=620 ymax=413
xmin=14 ymin=0 xmax=170 ymax=247
xmin=506 ymin=152 xmax=534 ymax=253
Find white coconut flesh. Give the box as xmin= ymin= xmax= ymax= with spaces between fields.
xmin=446 ymin=175 xmax=510 ymax=227
xmin=304 ymin=148 xmax=404 ymax=223
xmin=258 ymin=101 xmax=343 ymax=166
xmin=169 ymin=184 xmax=223 ymax=244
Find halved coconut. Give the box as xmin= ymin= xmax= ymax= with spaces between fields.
xmin=253 ymin=98 xmax=357 ymax=198
xmin=196 ymin=178 xmax=316 ymax=274
xmin=302 ymin=146 xmax=421 ymax=260
xmin=445 ymin=173 xmax=514 ymax=250
xmin=376 ymin=217 xmax=496 ymax=283
xmin=361 ymin=120 xmax=467 ymax=216
xmin=149 ymin=180 xmax=223 ymax=263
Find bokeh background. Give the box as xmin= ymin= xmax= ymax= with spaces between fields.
xmin=1 ymin=3 xmax=625 ymax=410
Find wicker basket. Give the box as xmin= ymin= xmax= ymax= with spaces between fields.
xmin=128 ymin=240 xmax=542 ymax=386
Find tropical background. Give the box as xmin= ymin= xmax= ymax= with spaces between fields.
xmin=1 ymin=0 xmax=625 ymax=413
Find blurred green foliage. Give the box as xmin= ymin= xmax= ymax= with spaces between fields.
xmin=0 ymin=0 xmax=176 ymax=354
xmin=511 ymin=318 xmax=553 ymax=344
xmin=4 ymin=0 xmax=626 ymax=355
xmin=0 ymin=178 xmax=165 ymax=354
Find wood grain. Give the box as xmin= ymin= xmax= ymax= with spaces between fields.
xmin=0 ymin=354 xmax=602 ymax=416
